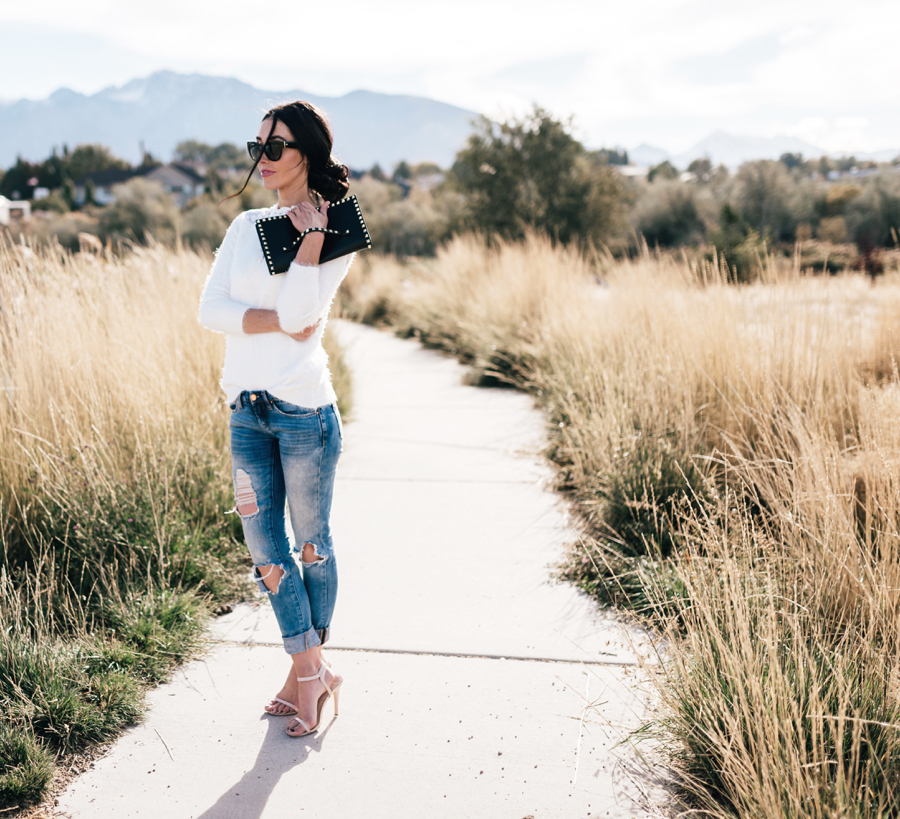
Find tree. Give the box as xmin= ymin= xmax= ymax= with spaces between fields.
xmin=66 ymin=144 xmax=131 ymax=182
xmin=632 ymin=181 xmax=707 ymax=247
xmin=0 ymin=157 xmax=41 ymax=199
xmin=824 ymin=183 xmax=863 ymax=216
xmin=687 ymin=157 xmax=713 ymax=182
xmin=843 ymin=174 xmax=900 ymax=247
xmin=173 ymin=140 xmax=250 ymax=173
xmin=733 ymin=160 xmax=794 ymax=241
xmin=97 ymin=178 xmax=178 ymax=245
xmin=648 ymin=160 xmax=679 ymax=183
xmin=779 ymin=152 xmax=803 ymax=170
xmin=173 ymin=140 xmax=211 ymax=163
xmin=138 ymin=150 xmax=162 ymax=170
xmin=410 ymin=161 xmax=443 ymax=176
xmin=392 ymin=161 xmax=412 ymax=182
xmin=449 ymin=105 xmax=628 ymax=246
xmin=709 ymin=203 xmax=766 ymax=282
xmin=817 ymin=156 xmax=834 ymax=177
xmin=592 ymin=148 xmax=629 ymax=166
xmin=38 ymin=149 xmax=68 ymax=189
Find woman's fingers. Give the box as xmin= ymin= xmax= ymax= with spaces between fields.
xmin=288 ymin=319 xmax=321 ymax=341
xmin=286 ymin=201 xmax=328 ymax=232
xmin=286 ymin=207 xmax=305 ymax=230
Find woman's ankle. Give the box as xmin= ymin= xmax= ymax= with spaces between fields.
xmin=291 ymin=646 xmax=322 ymax=678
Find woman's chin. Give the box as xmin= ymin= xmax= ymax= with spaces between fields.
xmin=260 ymin=174 xmax=277 ymax=189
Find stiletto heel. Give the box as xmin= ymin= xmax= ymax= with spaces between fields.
xmin=286 ymin=662 xmax=344 ymax=738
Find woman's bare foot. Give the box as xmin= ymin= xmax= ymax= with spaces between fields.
xmin=286 ymin=656 xmax=341 ymax=737
xmin=263 ymin=665 xmax=300 ymax=716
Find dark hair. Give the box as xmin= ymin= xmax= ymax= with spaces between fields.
xmin=227 ymin=100 xmax=350 ymax=203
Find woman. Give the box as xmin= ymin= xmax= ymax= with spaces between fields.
xmin=198 ymin=101 xmax=352 ymax=738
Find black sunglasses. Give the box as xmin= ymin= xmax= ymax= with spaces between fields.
xmin=247 ymin=139 xmax=302 ymax=162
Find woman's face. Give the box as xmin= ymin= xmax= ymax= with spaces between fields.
xmin=254 ymin=118 xmax=306 ymax=192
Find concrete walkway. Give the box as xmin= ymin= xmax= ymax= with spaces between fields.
xmin=57 ymin=322 xmax=657 ymax=819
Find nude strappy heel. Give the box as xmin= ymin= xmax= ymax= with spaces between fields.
xmin=286 ymin=663 xmax=343 ymax=738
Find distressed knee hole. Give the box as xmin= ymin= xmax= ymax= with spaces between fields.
xmin=234 ymin=469 xmax=259 ymax=517
xmin=255 ymin=563 xmax=285 ymax=594
xmin=301 ymin=542 xmax=325 ymax=565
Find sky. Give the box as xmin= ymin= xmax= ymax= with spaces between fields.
xmin=1 ymin=0 xmax=898 ymax=155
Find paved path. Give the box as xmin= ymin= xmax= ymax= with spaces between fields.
xmin=57 ymin=322 xmax=657 ymax=819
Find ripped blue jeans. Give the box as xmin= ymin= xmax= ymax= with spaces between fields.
xmin=229 ymin=390 xmax=342 ymax=654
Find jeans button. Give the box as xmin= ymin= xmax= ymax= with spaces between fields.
xmin=250 ymin=393 xmax=257 ymax=402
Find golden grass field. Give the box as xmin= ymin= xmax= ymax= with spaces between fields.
xmin=5 ymin=230 xmax=900 ymax=816
xmin=0 ymin=238 xmax=350 ymax=810
xmin=339 ymin=236 xmax=900 ymax=817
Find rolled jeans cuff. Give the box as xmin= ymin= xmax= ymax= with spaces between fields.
xmin=283 ymin=626 xmax=322 ymax=655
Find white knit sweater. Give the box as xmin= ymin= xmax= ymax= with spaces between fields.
xmin=198 ymin=206 xmax=354 ymax=408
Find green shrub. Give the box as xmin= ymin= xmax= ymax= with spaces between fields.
xmin=97 ymin=178 xmax=179 ymax=245
xmin=181 ymin=199 xmax=231 ymax=248
xmin=0 ymin=726 xmax=55 ymax=810
xmin=632 ymin=181 xmax=709 ymax=247
xmin=20 ymin=212 xmax=100 ymax=252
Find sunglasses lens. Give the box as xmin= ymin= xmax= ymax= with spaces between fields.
xmin=247 ymin=142 xmax=262 ymax=162
xmin=265 ymin=141 xmax=284 ymax=161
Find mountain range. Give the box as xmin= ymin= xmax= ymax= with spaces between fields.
xmin=2 ymin=71 xmax=897 ymax=173
xmin=0 ymin=71 xmax=480 ymax=170
xmin=630 ymin=132 xmax=899 ymax=170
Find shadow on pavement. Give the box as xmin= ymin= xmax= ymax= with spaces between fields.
xmin=195 ymin=713 xmax=338 ymax=819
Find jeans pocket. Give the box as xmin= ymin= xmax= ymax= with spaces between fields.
xmin=332 ymin=403 xmax=344 ymax=439
xmin=270 ymin=398 xmax=315 ymax=417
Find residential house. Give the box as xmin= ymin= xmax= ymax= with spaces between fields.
xmin=0 ymin=195 xmax=31 ymax=226
xmin=144 ymin=164 xmax=205 ymax=207
xmin=73 ymin=168 xmax=139 ymax=205
xmin=74 ymin=164 xmax=206 ymax=207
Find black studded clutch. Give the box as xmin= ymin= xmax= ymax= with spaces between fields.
xmin=254 ymin=194 xmax=372 ymax=275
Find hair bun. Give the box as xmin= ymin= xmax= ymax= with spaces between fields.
xmin=310 ymin=160 xmax=350 ymax=201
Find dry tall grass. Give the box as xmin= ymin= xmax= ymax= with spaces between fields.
xmin=0 ymin=237 xmax=352 ymax=810
xmin=338 ymin=234 xmax=900 ymax=816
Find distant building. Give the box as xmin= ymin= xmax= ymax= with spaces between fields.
xmin=73 ymin=168 xmax=141 ymax=206
xmin=73 ymin=164 xmax=206 ymax=207
xmin=416 ymin=172 xmax=445 ymax=191
xmin=144 ymin=164 xmax=205 ymax=207
xmin=827 ymin=167 xmax=881 ymax=181
xmin=0 ymin=195 xmax=31 ymax=225
xmin=616 ymin=165 xmax=649 ymax=179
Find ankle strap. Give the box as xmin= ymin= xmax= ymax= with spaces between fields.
xmin=297 ymin=663 xmax=332 ymax=693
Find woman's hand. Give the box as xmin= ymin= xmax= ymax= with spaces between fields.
xmin=287 ymin=319 xmax=321 ymax=341
xmin=289 ymin=200 xmax=330 ymax=266
xmin=286 ymin=200 xmax=329 ymax=235
xmin=242 ymin=309 xmax=319 ymax=341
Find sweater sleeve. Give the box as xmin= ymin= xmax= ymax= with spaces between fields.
xmin=198 ymin=216 xmax=254 ymax=335
xmin=276 ymin=253 xmax=354 ymax=333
